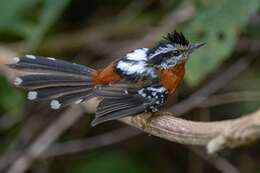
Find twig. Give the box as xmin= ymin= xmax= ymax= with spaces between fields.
xmin=0 ymin=46 xmax=18 ymax=80
xmin=110 ymin=1 xmax=194 ymax=58
xmin=119 ymin=109 xmax=260 ymax=154
xmin=19 ymin=1 xmax=193 ymax=58
xmin=41 ymin=126 xmax=141 ymax=158
xmin=0 ymin=127 xmax=141 ymax=171
xmin=6 ymin=106 xmax=84 ymax=173
xmin=170 ymin=56 xmax=253 ymax=116
xmin=200 ymin=91 xmax=260 ymax=108
xmin=189 ymin=146 xmax=240 ymax=173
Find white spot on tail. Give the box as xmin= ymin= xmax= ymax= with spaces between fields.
xmin=124 ymin=90 xmax=128 ymax=94
xmin=75 ymin=99 xmax=83 ymax=104
xmin=51 ymin=100 xmax=61 ymax=109
xmin=28 ymin=91 xmax=37 ymax=100
xmin=14 ymin=77 xmax=23 ymax=86
xmin=26 ymin=55 xmax=36 ymax=59
xmin=13 ymin=57 xmax=20 ymax=63
xmin=47 ymin=57 xmax=56 ymax=61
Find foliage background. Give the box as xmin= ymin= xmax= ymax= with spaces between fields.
xmin=0 ymin=0 xmax=260 ymax=172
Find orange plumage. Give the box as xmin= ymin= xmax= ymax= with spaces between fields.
xmin=159 ymin=63 xmax=185 ymax=93
xmin=91 ymin=63 xmax=120 ymax=85
xmin=91 ymin=62 xmax=185 ymax=95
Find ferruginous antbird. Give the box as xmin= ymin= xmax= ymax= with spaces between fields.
xmin=8 ymin=31 xmax=205 ymax=126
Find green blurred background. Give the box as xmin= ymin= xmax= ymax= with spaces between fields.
xmin=0 ymin=0 xmax=260 ymax=172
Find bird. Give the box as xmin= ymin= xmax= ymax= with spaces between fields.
xmin=8 ymin=31 xmax=205 ymax=126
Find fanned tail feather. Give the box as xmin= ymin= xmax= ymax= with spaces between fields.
xmin=9 ymin=55 xmax=96 ymax=109
xmin=9 ymin=55 xmax=94 ymax=76
xmin=16 ymin=74 xmax=91 ymax=89
xmin=50 ymin=90 xmax=93 ymax=109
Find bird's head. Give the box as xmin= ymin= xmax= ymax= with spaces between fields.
xmin=148 ymin=31 xmax=205 ymax=69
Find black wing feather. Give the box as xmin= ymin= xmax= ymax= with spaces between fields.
xmin=92 ymin=99 xmax=146 ymax=126
xmin=92 ymin=84 xmax=150 ymax=126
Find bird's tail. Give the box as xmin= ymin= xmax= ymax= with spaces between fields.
xmin=8 ymin=55 xmax=96 ymax=109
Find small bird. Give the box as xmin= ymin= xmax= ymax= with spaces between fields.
xmin=8 ymin=31 xmax=205 ymax=126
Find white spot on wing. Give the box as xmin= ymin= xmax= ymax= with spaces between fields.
xmin=117 ymin=61 xmax=146 ymax=75
xmin=126 ymin=48 xmax=148 ymax=61
xmin=27 ymin=91 xmax=37 ymax=100
xmin=26 ymin=55 xmax=36 ymax=59
xmin=116 ymin=47 xmax=158 ymax=79
xmin=51 ymin=100 xmax=61 ymax=109
xmin=14 ymin=77 xmax=23 ymax=86
xmin=147 ymin=86 xmax=166 ymax=93
xmin=138 ymin=89 xmax=146 ymax=97
xmin=13 ymin=57 xmax=20 ymax=63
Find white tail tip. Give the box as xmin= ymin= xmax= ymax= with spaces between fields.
xmin=13 ymin=57 xmax=20 ymax=63
xmin=51 ymin=100 xmax=61 ymax=109
xmin=27 ymin=91 xmax=37 ymax=100
xmin=14 ymin=77 xmax=23 ymax=86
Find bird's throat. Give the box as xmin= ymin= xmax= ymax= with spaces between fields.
xmin=159 ymin=63 xmax=185 ymax=93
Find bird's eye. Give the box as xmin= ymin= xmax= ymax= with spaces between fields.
xmin=172 ymin=50 xmax=180 ymax=56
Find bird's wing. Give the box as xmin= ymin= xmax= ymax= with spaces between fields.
xmin=92 ymin=83 xmax=167 ymax=126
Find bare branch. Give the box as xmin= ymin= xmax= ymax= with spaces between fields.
xmin=119 ymin=109 xmax=260 ymax=154
xmin=200 ymin=91 xmax=260 ymax=108
xmin=188 ymin=146 xmax=240 ymax=173
xmin=0 ymin=127 xmax=141 ymax=171
xmin=0 ymin=46 xmax=18 ymax=80
xmin=170 ymin=56 xmax=253 ymax=116
xmin=6 ymin=106 xmax=84 ymax=173
xmin=41 ymin=127 xmax=141 ymax=158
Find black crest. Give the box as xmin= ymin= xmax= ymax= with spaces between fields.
xmin=163 ymin=30 xmax=189 ymax=46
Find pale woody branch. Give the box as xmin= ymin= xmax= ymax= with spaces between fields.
xmin=120 ymin=110 xmax=260 ymax=153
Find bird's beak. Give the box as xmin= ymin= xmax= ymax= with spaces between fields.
xmin=188 ymin=42 xmax=206 ymax=53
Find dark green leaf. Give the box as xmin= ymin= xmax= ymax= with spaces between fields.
xmin=0 ymin=77 xmax=24 ymax=113
xmin=184 ymin=0 xmax=260 ymax=85
xmin=71 ymin=151 xmax=146 ymax=173
xmin=27 ymin=0 xmax=71 ymax=50
xmin=0 ymin=0 xmax=40 ymax=38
